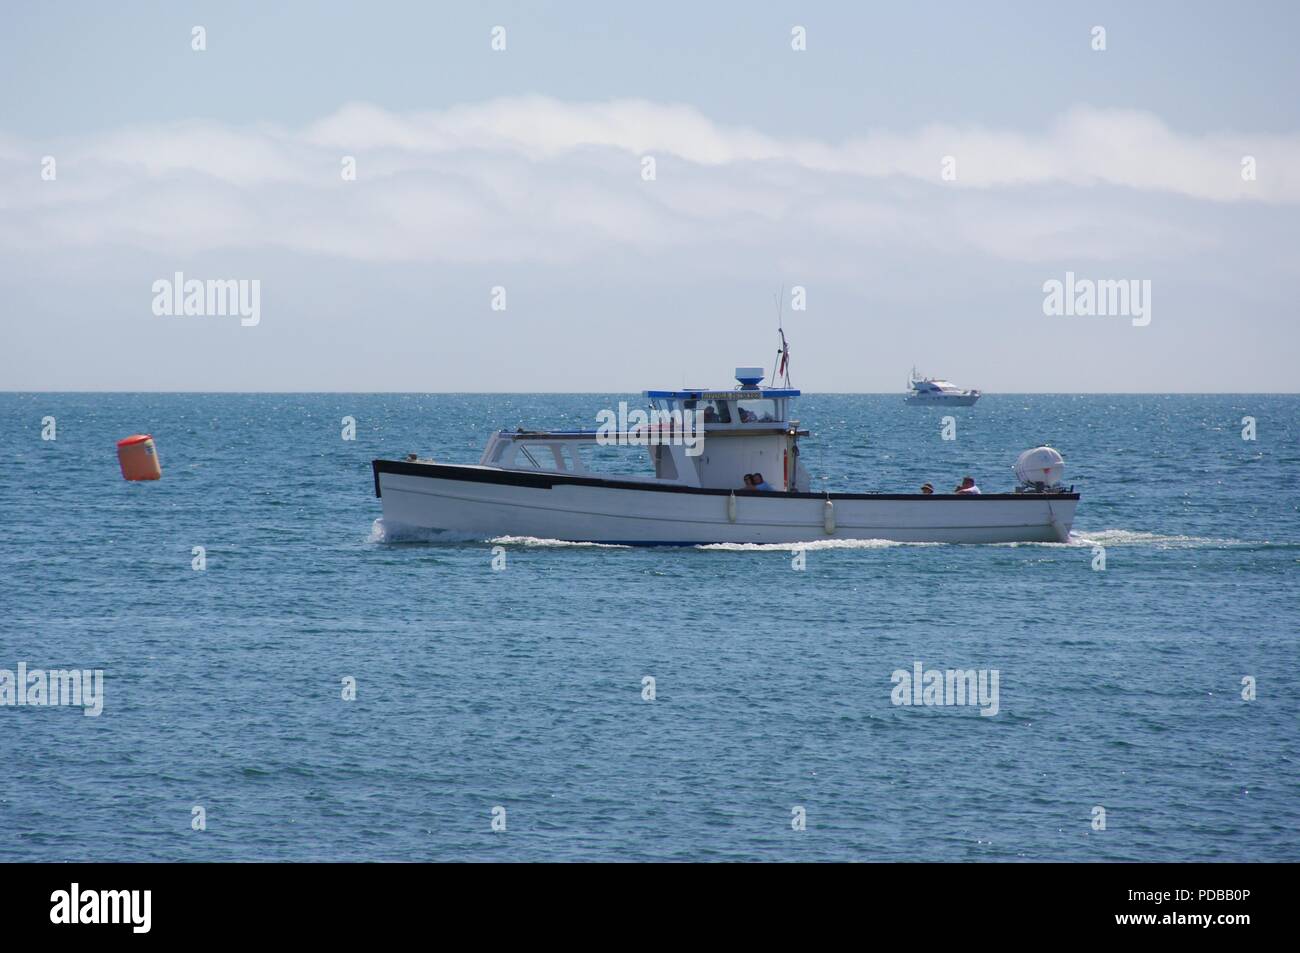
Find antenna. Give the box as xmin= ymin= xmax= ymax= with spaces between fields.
xmin=771 ymin=285 xmax=792 ymax=388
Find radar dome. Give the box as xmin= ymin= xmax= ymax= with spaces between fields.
xmin=1014 ymin=446 xmax=1065 ymax=488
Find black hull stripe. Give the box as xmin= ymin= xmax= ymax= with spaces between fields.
xmin=373 ymin=459 xmax=1079 ymax=503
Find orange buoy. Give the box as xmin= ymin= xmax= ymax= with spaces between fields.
xmin=117 ymin=434 xmax=162 ymax=481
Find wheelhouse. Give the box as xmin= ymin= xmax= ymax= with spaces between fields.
xmin=644 ymin=388 xmax=799 ymax=428
xmin=475 ymin=369 xmax=810 ymax=492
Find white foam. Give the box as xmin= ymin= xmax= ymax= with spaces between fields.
xmin=368 ymin=519 xmax=485 ymax=544
xmin=488 ymin=535 xmax=631 ymax=549
xmin=1067 ymin=529 xmax=1241 ymax=548
xmin=369 ymin=519 xmax=1242 ymax=552
xmin=697 ymin=538 xmax=942 ymax=552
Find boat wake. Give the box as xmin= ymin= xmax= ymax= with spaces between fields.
xmin=487 ymin=535 xmax=631 ymax=549
xmin=368 ymin=519 xmax=486 ymax=545
xmin=370 ymin=519 xmax=1261 ymax=552
xmin=1065 ymin=529 xmax=1245 ymax=548
xmin=368 ymin=520 xmax=631 ymax=548
xmin=706 ymin=530 xmax=1261 ymax=551
xmin=697 ymin=538 xmax=943 ymax=552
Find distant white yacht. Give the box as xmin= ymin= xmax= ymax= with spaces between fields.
xmin=905 ymin=367 xmax=981 ymax=406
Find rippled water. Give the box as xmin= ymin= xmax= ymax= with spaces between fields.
xmin=1 ymin=393 xmax=1296 ymax=861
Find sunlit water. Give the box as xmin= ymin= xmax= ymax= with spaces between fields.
xmin=1 ymin=393 xmax=1296 ymax=861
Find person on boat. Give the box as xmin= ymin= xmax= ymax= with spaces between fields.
xmin=752 ymin=472 xmax=775 ymax=492
xmin=920 ymin=482 xmax=934 ymax=495
xmin=741 ymin=474 xmax=754 ymax=489
xmin=955 ymin=476 xmax=981 ymax=495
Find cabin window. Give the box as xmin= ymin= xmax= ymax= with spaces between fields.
xmin=698 ymin=399 xmax=732 ymax=424
xmin=509 ymin=443 xmax=564 ymax=470
xmin=736 ymin=398 xmax=779 ymax=423
xmin=575 ymin=442 xmax=628 ymax=475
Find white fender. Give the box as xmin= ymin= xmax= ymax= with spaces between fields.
xmin=727 ymin=491 xmax=737 ymax=523
xmin=823 ymin=498 xmax=835 ymax=534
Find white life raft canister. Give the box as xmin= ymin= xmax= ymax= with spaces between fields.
xmin=1014 ymin=446 xmax=1064 ymax=488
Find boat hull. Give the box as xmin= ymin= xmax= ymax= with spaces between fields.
xmin=904 ymin=394 xmax=980 ymax=406
xmin=373 ymin=461 xmax=1077 ymax=545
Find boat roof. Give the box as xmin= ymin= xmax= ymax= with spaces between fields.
xmin=644 ymin=387 xmax=801 ymax=399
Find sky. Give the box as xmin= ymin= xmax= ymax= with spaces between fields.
xmin=2 ymin=0 xmax=1298 ymax=392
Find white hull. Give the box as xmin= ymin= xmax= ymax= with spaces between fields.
xmin=373 ymin=461 xmax=1077 ymax=545
xmin=904 ymin=394 xmax=980 ymax=406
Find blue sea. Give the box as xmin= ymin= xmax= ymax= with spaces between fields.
xmin=1 ymin=393 xmax=1296 ymax=862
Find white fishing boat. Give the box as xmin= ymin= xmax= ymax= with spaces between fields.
xmin=372 ymin=341 xmax=1077 ymax=545
xmin=905 ymin=367 xmax=981 ymax=406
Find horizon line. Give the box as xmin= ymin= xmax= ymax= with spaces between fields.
xmin=4 ymin=390 xmax=1299 ymax=397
